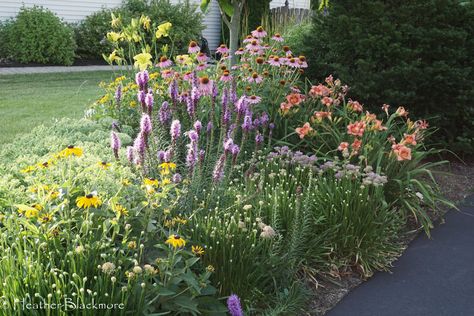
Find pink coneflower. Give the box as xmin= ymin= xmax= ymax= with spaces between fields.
xmin=243 ymin=35 xmax=255 ymax=44
xmin=247 ymin=72 xmax=263 ymax=84
xmin=216 ymin=44 xmax=229 ymax=55
xmin=161 ymin=69 xmax=174 ymax=79
xmin=235 ymin=48 xmax=245 ymax=55
xmin=298 ymin=56 xmax=308 ymax=68
xmin=183 ymin=71 xmax=193 ymax=82
xmin=220 ymin=71 xmax=233 ymax=82
xmin=246 ymin=95 xmax=262 ymax=104
xmin=282 ymin=45 xmax=292 ymax=56
xmin=199 ymin=76 xmax=213 ymax=95
xmin=286 ymin=57 xmax=300 ymax=68
xmin=196 ymin=52 xmax=208 ymax=63
xmin=196 ymin=63 xmax=208 ymax=71
xmin=251 ymin=26 xmax=267 ymax=38
xmin=272 ymin=33 xmax=284 ymax=42
xmin=268 ymin=56 xmax=281 ymax=67
xmin=157 ymin=56 xmax=172 ymax=68
xmin=188 ymin=41 xmax=200 ymax=54
xmin=245 ymin=40 xmax=261 ymax=51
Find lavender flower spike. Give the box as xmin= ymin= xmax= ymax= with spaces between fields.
xmin=145 ymin=91 xmax=154 ymax=114
xmin=115 ymin=84 xmax=122 ymax=103
xmin=159 ymin=101 xmax=171 ymax=125
xmin=135 ymin=70 xmax=149 ymax=90
xmin=126 ymin=146 xmax=134 ymax=163
xmin=170 ymin=120 xmax=181 ymax=143
xmin=194 ymin=120 xmax=202 ymax=134
xmin=227 ymin=294 xmax=243 ymax=316
xmin=110 ymin=131 xmax=121 ymax=159
xmin=212 ymin=154 xmax=226 ymax=183
xmin=140 ymin=114 xmax=152 ymax=135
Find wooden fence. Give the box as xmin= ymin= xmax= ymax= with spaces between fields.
xmin=270 ymin=6 xmax=312 ymax=27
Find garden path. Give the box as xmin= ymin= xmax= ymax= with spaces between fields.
xmin=0 ymin=65 xmax=120 ymax=75
xmin=327 ymin=195 xmax=474 ymax=316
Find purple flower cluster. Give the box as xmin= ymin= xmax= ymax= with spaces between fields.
xmin=227 ymin=294 xmax=243 ymax=316
xmin=110 ymin=131 xmax=121 ymax=159
xmin=268 ymin=146 xmax=317 ymax=168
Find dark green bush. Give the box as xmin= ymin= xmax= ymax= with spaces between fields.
xmin=75 ymin=0 xmax=204 ymax=59
xmin=74 ymin=8 xmax=117 ymax=59
xmin=303 ymin=0 xmax=474 ymax=154
xmin=3 ymin=6 xmax=76 ymax=65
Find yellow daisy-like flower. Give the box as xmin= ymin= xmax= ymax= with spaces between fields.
xmin=144 ymin=178 xmax=159 ymax=186
xmin=166 ymin=234 xmax=186 ymax=249
xmin=37 ymin=160 xmax=54 ymax=169
xmin=16 ymin=205 xmax=39 ymax=219
xmin=149 ymin=72 xmax=159 ymax=80
xmin=161 ymin=178 xmax=171 ymax=186
xmin=59 ymin=145 xmax=83 ymax=158
xmin=122 ymin=179 xmax=131 ymax=186
xmin=76 ymin=194 xmax=102 ymax=209
xmin=39 ymin=213 xmax=53 ymax=223
xmin=115 ymin=75 xmax=126 ymax=83
xmin=112 ymin=204 xmax=129 ymax=217
xmin=130 ymin=100 xmax=137 ymax=107
xmin=155 ymin=22 xmax=172 ymax=39
xmin=103 ymin=50 xmax=123 ymax=65
xmin=98 ymin=94 xmax=110 ymax=104
xmin=48 ymin=190 xmax=60 ymax=201
xmin=133 ymin=52 xmax=153 ymax=71
xmin=21 ymin=165 xmax=36 ymax=173
xmin=173 ymin=216 xmax=187 ymax=225
xmin=192 ymin=245 xmax=205 ymax=256
xmin=98 ymin=161 xmax=111 ymax=169
xmin=159 ymin=162 xmax=176 ymax=175
xmin=175 ymin=54 xmax=192 ymax=66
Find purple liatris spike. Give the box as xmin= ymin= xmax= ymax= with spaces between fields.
xmin=186 ymin=143 xmax=197 ymax=172
xmin=133 ymin=132 xmax=146 ymax=157
xmin=170 ymin=120 xmax=181 ymax=143
xmin=140 ymin=114 xmax=152 ymax=135
xmin=135 ymin=70 xmax=149 ymax=90
xmin=194 ymin=120 xmax=202 ymax=134
xmin=168 ymin=79 xmax=178 ymax=102
xmin=199 ymin=149 xmax=205 ymax=163
xmin=235 ymin=96 xmax=247 ymax=116
xmin=115 ymin=84 xmax=122 ymax=103
xmin=157 ymin=150 xmax=166 ymax=162
xmin=172 ymin=173 xmax=182 ymax=183
xmin=111 ymin=131 xmax=121 ymax=159
xmin=188 ymin=130 xmax=199 ymax=143
xmin=145 ymin=91 xmax=154 ymax=113
xmin=255 ymin=132 xmax=264 ymax=146
xmin=212 ymin=81 xmax=219 ymax=100
xmin=126 ymin=146 xmax=134 ymax=163
xmin=207 ymin=121 xmax=213 ymax=135
xmin=164 ymin=149 xmax=172 ymax=162
xmin=242 ymin=110 xmax=253 ymax=132
xmin=223 ymin=138 xmax=234 ymax=154
xmin=159 ymin=101 xmax=171 ymax=124
xmin=111 ymin=120 xmax=120 ymax=132
xmin=227 ymin=294 xmax=243 ymax=316
xmin=231 ymin=144 xmax=240 ymax=161
xmin=226 ymin=124 xmax=236 ymax=139
xmin=260 ymin=112 xmax=269 ymax=127
xmin=223 ymin=107 xmax=231 ymax=125
xmin=230 ymin=81 xmax=238 ymax=104
xmin=212 ymin=153 xmax=226 ymax=183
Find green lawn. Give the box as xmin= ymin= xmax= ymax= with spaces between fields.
xmin=0 ymin=71 xmax=115 ymax=144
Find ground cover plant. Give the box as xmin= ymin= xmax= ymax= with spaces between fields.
xmin=0 ymin=20 xmax=454 ymax=315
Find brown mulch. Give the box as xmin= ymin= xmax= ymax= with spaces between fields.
xmin=306 ymin=160 xmax=474 ymax=316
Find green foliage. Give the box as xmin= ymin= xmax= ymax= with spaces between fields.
xmin=303 ymin=0 xmax=474 ymax=154
xmin=74 ymin=9 xmax=117 ymax=59
xmin=75 ymin=0 xmax=204 ymax=59
xmin=2 ymin=6 xmax=76 ymax=65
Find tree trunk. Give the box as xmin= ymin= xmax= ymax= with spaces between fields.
xmin=229 ymin=0 xmax=243 ymax=65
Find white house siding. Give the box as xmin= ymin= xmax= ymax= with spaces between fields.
xmin=270 ymin=0 xmax=311 ymax=9
xmin=0 ymin=0 xmax=222 ymax=49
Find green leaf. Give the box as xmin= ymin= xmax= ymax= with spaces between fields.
xmin=217 ymin=0 xmax=234 ymax=17
xmin=200 ymin=0 xmax=211 ymax=13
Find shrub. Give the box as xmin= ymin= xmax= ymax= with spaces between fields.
xmin=303 ymin=0 xmax=474 ymax=154
xmin=75 ymin=0 xmax=204 ymax=60
xmin=2 ymin=6 xmax=76 ymax=65
xmin=0 ymin=119 xmax=224 ymax=314
xmin=74 ymin=9 xmax=117 ymax=59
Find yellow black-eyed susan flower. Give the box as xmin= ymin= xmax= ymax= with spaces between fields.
xmin=112 ymin=204 xmax=129 ymax=216
xmin=192 ymin=245 xmax=205 ymax=256
xmin=39 ymin=213 xmax=53 ymax=223
xmin=21 ymin=165 xmax=36 ymax=173
xmin=59 ymin=145 xmax=83 ymax=158
xmin=98 ymin=161 xmax=111 ymax=169
xmin=144 ymin=178 xmax=159 ymax=186
xmin=159 ymin=162 xmax=176 ymax=175
xmin=161 ymin=178 xmax=171 ymax=186
xmin=165 ymin=234 xmax=186 ymax=249
xmin=76 ymin=194 xmax=102 ymax=209
xmin=16 ymin=204 xmax=39 ymax=218
xmin=47 ymin=190 xmax=60 ymax=201
xmin=173 ymin=216 xmax=187 ymax=225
